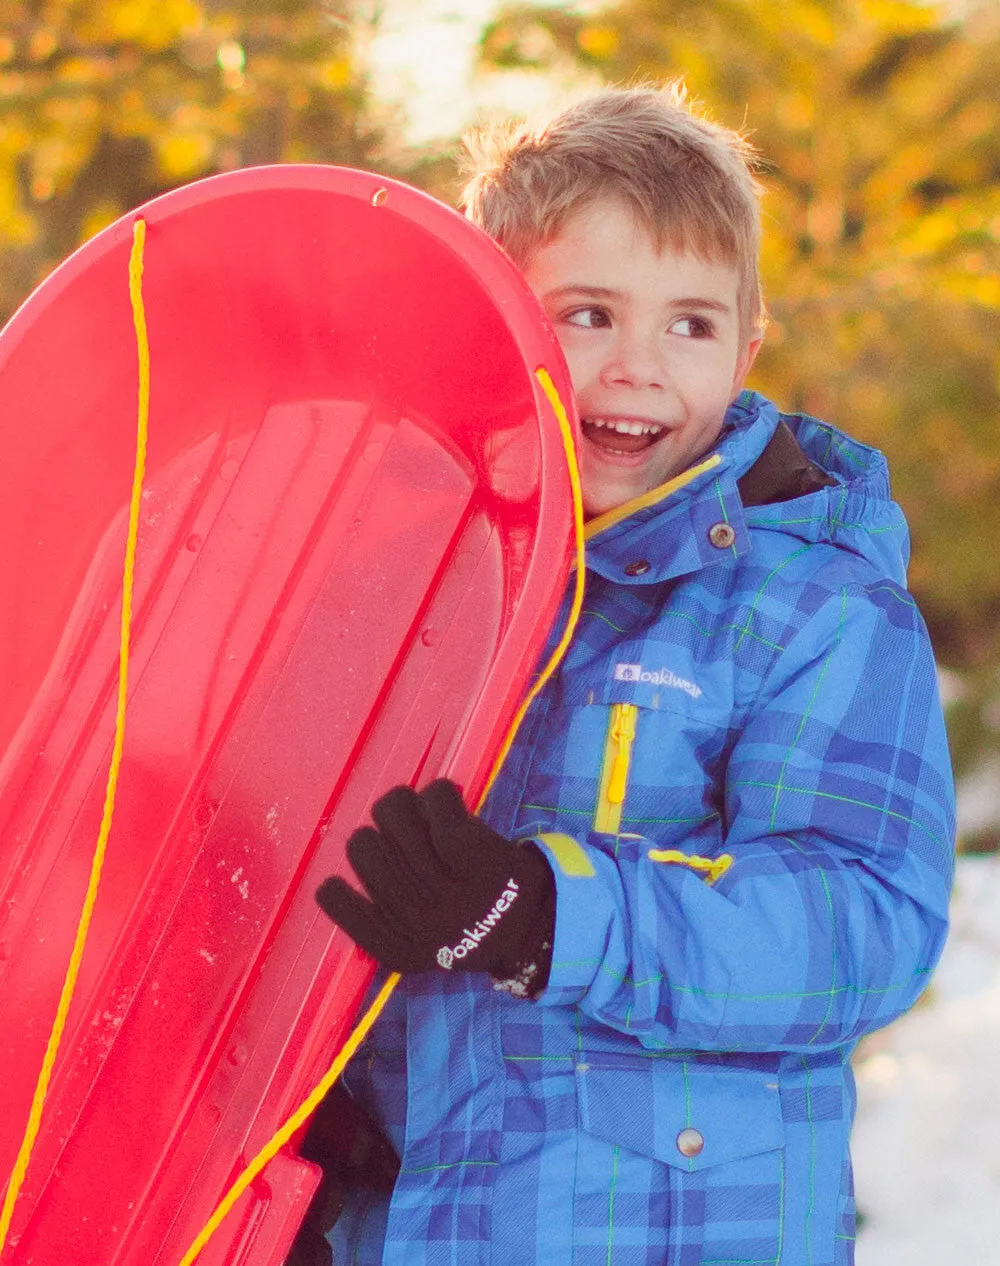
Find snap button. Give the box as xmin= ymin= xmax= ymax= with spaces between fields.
xmin=708 ymin=522 xmax=736 ymax=549
xmin=676 ymin=1127 xmax=704 ymax=1158
xmin=624 ymin=559 xmax=651 ymax=576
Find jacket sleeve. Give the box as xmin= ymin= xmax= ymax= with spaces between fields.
xmin=531 ymin=581 xmax=956 ymax=1053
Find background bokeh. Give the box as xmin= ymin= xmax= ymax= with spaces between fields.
xmin=2 ymin=0 xmax=998 ymax=1259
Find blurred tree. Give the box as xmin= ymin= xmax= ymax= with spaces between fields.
xmin=478 ymin=0 xmax=1000 ymax=785
xmin=0 ymin=0 xmax=396 ymax=320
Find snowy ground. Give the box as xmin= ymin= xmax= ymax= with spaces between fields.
xmin=853 ymin=854 xmax=1000 ymax=1264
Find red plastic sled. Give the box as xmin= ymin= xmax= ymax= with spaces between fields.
xmin=0 ymin=166 xmax=577 ymax=1264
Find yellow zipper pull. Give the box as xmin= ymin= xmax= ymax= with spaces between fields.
xmin=594 ymin=703 xmax=639 ymax=833
xmin=607 ymin=704 xmax=637 ymax=804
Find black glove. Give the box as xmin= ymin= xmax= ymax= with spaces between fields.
xmin=316 ymin=780 xmax=556 ymax=997
xmin=286 ymin=1082 xmax=400 ymax=1266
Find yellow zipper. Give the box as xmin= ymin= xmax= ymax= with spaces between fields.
xmin=594 ymin=702 xmax=638 ymax=833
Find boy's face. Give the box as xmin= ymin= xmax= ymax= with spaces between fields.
xmin=521 ymin=197 xmax=762 ymax=520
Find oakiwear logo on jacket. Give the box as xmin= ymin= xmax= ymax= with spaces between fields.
xmin=613 ymin=661 xmax=702 ymax=698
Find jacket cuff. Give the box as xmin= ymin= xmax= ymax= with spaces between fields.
xmin=529 ymin=832 xmax=616 ymax=1007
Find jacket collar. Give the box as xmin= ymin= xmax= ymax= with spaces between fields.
xmin=583 ymin=391 xmax=909 ymax=587
xmin=585 ymin=392 xmax=781 ymax=585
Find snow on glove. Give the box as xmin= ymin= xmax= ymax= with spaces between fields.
xmin=316 ymin=779 xmax=556 ymax=997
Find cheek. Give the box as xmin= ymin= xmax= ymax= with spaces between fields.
xmin=683 ymin=359 xmax=740 ymax=417
xmin=557 ymin=339 xmax=599 ymax=400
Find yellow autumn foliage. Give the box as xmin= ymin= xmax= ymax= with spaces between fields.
xmin=0 ymin=0 xmax=383 ymax=320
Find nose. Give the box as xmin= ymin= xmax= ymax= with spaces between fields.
xmin=600 ymin=325 xmax=666 ymax=391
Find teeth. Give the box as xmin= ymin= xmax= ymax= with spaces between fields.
xmin=588 ymin=417 xmax=664 ymax=436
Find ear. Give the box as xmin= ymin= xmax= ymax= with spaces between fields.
xmin=730 ymin=331 xmax=764 ymax=400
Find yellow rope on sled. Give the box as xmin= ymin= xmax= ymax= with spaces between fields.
xmin=0 ymin=218 xmax=151 ymax=1254
xmin=176 ymin=969 xmax=402 ymax=1266
xmin=178 ymin=366 xmax=587 ymax=1264
xmin=477 ymin=367 xmax=588 ymax=806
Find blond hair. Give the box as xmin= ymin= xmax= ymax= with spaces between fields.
xmin=461 ymin=83 xmax=765 ymax=335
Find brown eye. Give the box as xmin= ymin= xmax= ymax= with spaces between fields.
xmin=566 ymin=306 xmax=611 ymax=329
xmin=671 ymin=316 xmax=713 ymax=338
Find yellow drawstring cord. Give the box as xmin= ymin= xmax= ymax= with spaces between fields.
xmin=646 ymin=849 xmax=734 ymax=885
xmin=0 ymin=218 xmax=151 ymax=1257
xmin=178 ymin=367 xmax=585 ymax=1263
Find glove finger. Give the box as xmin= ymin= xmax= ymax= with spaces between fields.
xmin=346 ymin=825 xmax=438 ymax=914
xmin=369 ymin=786 xmax=454 ymax=893
xmin=370 ymin=785 xmax=435 ymax=857
xmin=315 ymin=875 xmax=387 ymax=954
xmin=420 ymin=779 xmax=478 ymax=878
xmin=344 ymin=827 xmax=398 ymax=900
xmin=316 ymin=876 xmax=432 ymax=971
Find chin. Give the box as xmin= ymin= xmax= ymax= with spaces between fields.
xmin=584 ymin=487 xmax=639 ymax=519
xmin=583 ymin=467 xmax=663 ymax=516
xmin=581 ymin=449 xmax=681 ymax=517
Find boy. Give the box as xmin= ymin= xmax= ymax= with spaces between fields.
xmin=306 ymin=84 xmax=955 ymax=1265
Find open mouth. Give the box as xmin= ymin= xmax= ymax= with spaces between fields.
xmin=581 ymin=416 xmax=666 ymax=456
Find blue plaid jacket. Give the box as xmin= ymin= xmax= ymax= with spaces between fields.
xmin=331 ymin=391 xmax=955 ymax=1266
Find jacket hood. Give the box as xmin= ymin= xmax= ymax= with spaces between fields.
xmin=585 ymin=390 xmax=911 ymax=587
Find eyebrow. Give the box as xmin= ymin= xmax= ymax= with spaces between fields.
xmin=668 ymin=297 xmax=734 ymax=315
xmin=543 ymin=284 xmax=734 ymax=314
xmin=545 ymin=284 xmax=622 ymax=300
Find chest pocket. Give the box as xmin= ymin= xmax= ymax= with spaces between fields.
xmin=586 ymin=670 xmax=730 ymax=842
xmin=509 ymin=647 xmax=732 ymax=847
